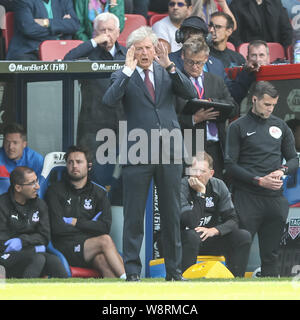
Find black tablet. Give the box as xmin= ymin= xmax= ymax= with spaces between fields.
xmin=182 ymin=99 xmax=234 ymax=119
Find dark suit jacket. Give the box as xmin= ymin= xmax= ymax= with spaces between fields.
xmin=229 ymin=0 xmax=293 ymax=48
xmin=6 ymin=0 xmax=80 ymax=60
xmin=64 ymin=40 xmax=127 ymax=61
xmin=169 ymin=48 xmax=246 ymax=105
xmin=176 ymin=72 xmax=238 ymax=156
xmin=102 ymin=62 xmax=198 ymax=164
xmin=65 ymin=41 xmax=127 ymax=148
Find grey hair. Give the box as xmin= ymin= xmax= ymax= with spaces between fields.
xmin=126 ymin=26 xmax=158 ymax=48
xmin=94 ymin=12 xmax=120 ymax=31
xmin=182 ymin=35 xmax=210 ymax=56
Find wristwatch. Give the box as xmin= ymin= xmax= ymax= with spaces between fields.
xmin=43 ymin=19 xmax=49 ymax=28
xmin=196 ymin=192 xmax=205 ymax=199
xmin=166 ymin=62 xmax=175 ymax=73
xmin=279 ymin=166 xmax=288 ymax=175
xmin=253 ymin=176 xmax=262 ymax=186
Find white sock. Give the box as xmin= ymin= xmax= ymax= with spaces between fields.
xmin=120 ymin=273 xmax=126 ymax=280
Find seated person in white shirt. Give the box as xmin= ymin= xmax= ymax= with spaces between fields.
xmin=152 ymin=0 xmax=192 ymax=53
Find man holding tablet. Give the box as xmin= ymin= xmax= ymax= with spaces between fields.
xmin=177 ymin=36 xmax=237 ymax=178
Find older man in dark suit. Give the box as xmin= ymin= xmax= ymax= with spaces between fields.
xmin=103 ymin=26 xmax=197 ymax=281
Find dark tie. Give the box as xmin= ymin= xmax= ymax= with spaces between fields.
xmin=144 ymin=69 xmax=155 ymax=102
xmin=194 ymin=76 xmax=218 ymax=138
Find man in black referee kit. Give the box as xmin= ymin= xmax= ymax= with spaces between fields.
xmin=225 ymin=81 xmax=299 ymax=277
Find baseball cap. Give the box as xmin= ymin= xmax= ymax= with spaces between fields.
xmin=180 ymin=16 xmax=208 ymax=35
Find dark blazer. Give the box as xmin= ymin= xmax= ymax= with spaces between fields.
xmin=229 ymin=0 xmax=293 ymax=48
xmin=64 ymin=40 xmax=127 ymax=61
xmin=102 ymin=62 xmax=198 ymax=164
xmin=6 ymin=0 xmax=80 ymax=60
xmin=177 ymin=71 xmax=238 ymax=156
xmin=169 ymin=48 xmax=244 ymax=104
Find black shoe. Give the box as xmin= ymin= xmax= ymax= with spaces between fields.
xmin=126 ymin=274 xmax=140 ymax=282
xmin=165 ymin=274 xmax=187 ymax=281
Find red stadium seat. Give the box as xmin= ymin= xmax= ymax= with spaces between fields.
xmin=39 ymin=40 xmax=83 ymax=61
xmin=2 ymin=11 xmax=14 ymax=53
xmin=118 ymin=14 xmax=147 ymax=47
xmin=286 ymin=44 xmax=293 ymax=63
xmin=149 ymin=13 xmax=168 ymax=26
xmin=226 ymin=42 xmax=235 ymax=51
xmin=237 ymin=42 xmax=286 ymax=63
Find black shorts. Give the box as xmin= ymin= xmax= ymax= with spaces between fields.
xmin=54 ymin=236 xmax=92 ymax=268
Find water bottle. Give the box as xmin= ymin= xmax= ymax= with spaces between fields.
xmin=294 ymin=40 xmax=300 ymax=63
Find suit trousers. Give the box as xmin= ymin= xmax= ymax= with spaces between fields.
xmin=233 ymin=189 xmax=289 ymax=277
xmin=122 ymin=162 xmax=183 ymax=277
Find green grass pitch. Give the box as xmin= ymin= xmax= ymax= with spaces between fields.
xmin=1 ymin=278 xmax=300 ymax=300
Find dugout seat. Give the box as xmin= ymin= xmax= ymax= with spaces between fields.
xmin=39 ymin=40 xmax=83 ymax=61
xmin=226 ymin=42 xmax=235 ymax=51
xmin=283 ymin=168 xmax=300 ymax=206
xmin=148 ymin=13 xmax=168 ymax=26
xmin=1 ymin=11 xmax=14 ymax=53
xmin=40 ymin=151 xmax=101 ymax=278
xmin=117 ymin=14 xmax=147 ymax=47
xmin=0 ymin=177 xmax=10 ymax=195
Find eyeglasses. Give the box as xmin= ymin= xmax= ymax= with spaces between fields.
xmin=20 ymin=179 xmax=39 ymax=187
xmin=168 ymin=1 xmax=187 ymax=8
xmin=185 ymin=58 xmax=206 ymax=67
xmin=208 ymin=23 xmax=227 ymax=30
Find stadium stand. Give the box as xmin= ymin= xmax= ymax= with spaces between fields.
xmin=39 ymin=40 xmax=84 ymax=61
xmin=2 ymin=11 xmax=13 ymax=53
xmin=148 ymin=13 xmax=168 ymax=26
xmin=226 ymin=41 xmax=235 ymax=51
xmin=117 ymin=13 xmax=147 ymax=47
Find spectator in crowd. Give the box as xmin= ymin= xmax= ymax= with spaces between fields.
xmin=103 ymin=26 xmax=197 ymax=281
xmin=169 ymin=16 xmax=228 ymax=80
xmin=180 ymin=152 xmax=251 ymax=277
xmin=64 ymin=12 xmax=126 ymax=205
xmin=177 ymin=37 xmax=237 ymax=179
xmin=45 ymin=145 xmax=126 ymax=279
xmin=168 ymin=15 xmax=251 ymax=106
xmin=74 ymin=0 xmax=125 ymax=41
xmin=286 ymin=118 xmax=300 ymax=153
xmin=64 ymin=12 xmax=126 ymax=60
xmin=229 ymin=0 xmax=293 ymax=49
xmin=6 ymin=0 xmax=80 ymax=60
xmin=191 ymin=0 xmax=236 ymax=30
xmin=152 ymin=0 xmax=192 ymax=53
xmin=0 ymin=123 xmax=44 ymax=179
xmin=125 ymin=0 xmax=149 ymax=18
xmin=208 ymin=11 xmax=245 ymax=68
xmin=225 ymin=81 xmax=299 ymax=277
xmin=229 ymin=39 xmax=270 ymax=106
xmin=0 ymin=166 xmax=68 ymax=278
